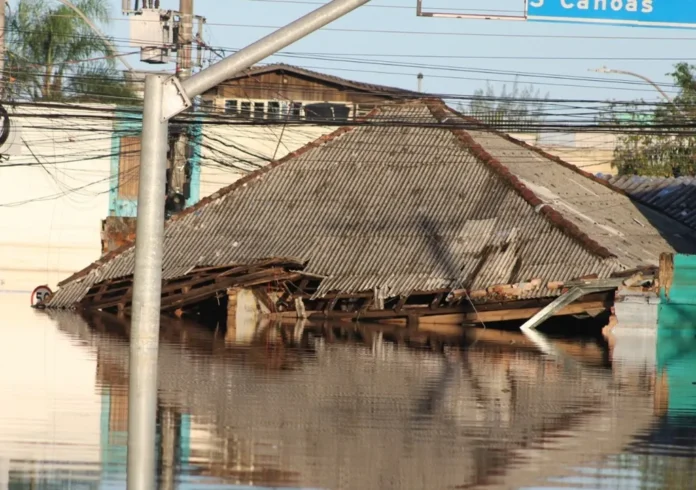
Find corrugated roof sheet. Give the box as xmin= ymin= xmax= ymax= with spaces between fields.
xmin=46 ymin=101 xmax=696 ymax=308
xmin=604 ymin=175 xmax=696 ymax=230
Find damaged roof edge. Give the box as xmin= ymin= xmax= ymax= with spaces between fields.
xmin=424 ymin=99 xmax=616 ymax=260
xmin=58 ymin=109 xmax=384 ymax=289
xmin=440 ymin=102 xmax=696 ymax=234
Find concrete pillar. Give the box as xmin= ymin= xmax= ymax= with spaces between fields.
xmin=226 ymin=288 xmax=262 ymax=344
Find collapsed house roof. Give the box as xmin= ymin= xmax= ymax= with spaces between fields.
xmin=46 ymin=100 xmax=696 ymax=311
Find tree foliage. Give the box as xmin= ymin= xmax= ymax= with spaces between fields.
xmin=611 ymin=63 xmax=696 ymax=177
xmin=6 ymin=0 xmax=138 ymax=103
xmin=460 ymin=81 xmax=549 ymax=129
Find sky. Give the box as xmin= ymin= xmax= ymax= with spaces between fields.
xmin=33 ymin=0 xmax=696 ymax=105
xmin=101 ymin=0 xmax=696 ymax=104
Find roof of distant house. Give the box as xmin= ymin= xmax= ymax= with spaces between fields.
xmin=45 ymin=100 xmax=696 ymax=308
xmin=218 ymin=63 xmax=421 ymax=98
xmin=602 ymin=174 xmax=696 ymax=230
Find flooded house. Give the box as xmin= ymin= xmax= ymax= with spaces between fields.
xmin=42 ymin=99 xmax=696 ymax=329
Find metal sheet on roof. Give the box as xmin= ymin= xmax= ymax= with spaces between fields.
xmin=466 ymin=129 xmax=696 ymax=268
xmin=606 ymin=175 xmax=696 ymax=230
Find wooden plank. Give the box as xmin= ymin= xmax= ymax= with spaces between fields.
xmin=83 ymin=259 xmax=301 ymax=306
xmin=252 ymin=288 xmax=277 ymax=314
xmin=323 ymin=297 xmax=338 ymax=314
xmin=395 ymin=295 xmax=408 ymax=312
xmin=420 ymin=299 xmax=609 ymax=325
xmin=659 ymin=252 xmax=674 ymax=298
xmin=429 ymin=293 xmax=445 ymax=310
xmin=520 ymin=287 xmax=588 ymax=331
xmin=118 ymin=136 xmax=141 ymax=199
xmin=280 ymin=298 xmax=609 ymax=325
xmin=83 ymin=280 xmax=132 ymax=302
xmin=296 ymin=279 xmax=310 ymax=295
xmin=87 ymin=266 xmax=284 ymax=310
xmin=160 ymin=272 xmax=300 ymax=311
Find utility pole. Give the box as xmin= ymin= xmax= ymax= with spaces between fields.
xmin=168 ymin=0 xmax=194 ymax=215
xmin=126 ymin=1 xmax=371 ymax=490
xmin=177 ymin=0 xmax=193 ymax=80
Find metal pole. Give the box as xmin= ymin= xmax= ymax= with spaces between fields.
xmin=126 ymin=4 xmax=369 ymax=482
xmin=177 ymin=0 xmax=193 ymax=79
xmin=127 ymin=74 xmax=168 ymax=490
xmin=610 ymin=69 xmax=674 ymax=104
xmin=0 ymin=0 xmax=6 ymax=97
xmin=591 ymin=66 xmax=685 ymax=117
xmin=180 ymin=0 xmax=370 ymax=99
xmin=171 ymin=0 xmax=193 ymax=206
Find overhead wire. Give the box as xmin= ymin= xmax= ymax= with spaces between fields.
xmin=0 ymin=7 xmax=693 ymax=210
xmin=0 ymin=22 xmax=689 ymax=97
xmin=100 ymin=15 xmax=696 ymax=41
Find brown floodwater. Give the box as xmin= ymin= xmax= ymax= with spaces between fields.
xmin=1 ymin=293 xmax=695 ymax=490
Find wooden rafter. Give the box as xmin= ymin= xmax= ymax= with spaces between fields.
xmin=79 ymin=258 xmax=304 ymax=314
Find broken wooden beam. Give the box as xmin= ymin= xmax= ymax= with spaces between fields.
xmin=268 ymin=294 xmax=612 ymax=326
xmin=520 ymin=279 xmax=623 ymax=331
xmin=161 ymin=271 xmax=301 ymax=311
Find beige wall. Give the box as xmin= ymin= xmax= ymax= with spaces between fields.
xmin=199 ymin=123 xmax=334 ymax=198
xmin=0 ymin=103 xmax=335 ymax=293
xmin=511 ymin=132 xmax=618 ymax=175
xmin=0 ymin=104 xmax=115 ymax=293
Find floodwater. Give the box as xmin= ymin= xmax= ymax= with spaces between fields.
xmin=1 ymin=293 xmax=696 ymax=490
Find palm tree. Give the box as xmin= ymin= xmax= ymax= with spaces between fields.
xmin=6 ymin=0 xmax=138 ymax=103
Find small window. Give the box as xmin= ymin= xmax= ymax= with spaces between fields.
xmin=290 ymin=102 xmax=302 ymax=119
xmin=240 ymin=101 xmax=251 ymax=117
xmin=254 ymin=102 xmax=265 ymax=119
xmin=225 ymin=100 xmax=238 ymax=115
xmin=268 ymin=101 xmax=280 ymax=120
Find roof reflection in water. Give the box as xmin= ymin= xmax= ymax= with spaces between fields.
xmin=40 ymin=307 xmax=666 ymax=490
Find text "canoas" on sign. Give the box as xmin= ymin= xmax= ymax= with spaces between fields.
xmin=529 ymin=0 xmax=653 ymax=14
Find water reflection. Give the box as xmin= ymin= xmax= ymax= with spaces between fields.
xmin=526 ymin=316 xmax=696 ymax=490
xmin=5 ymin=292 xmax=696 ymax=489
